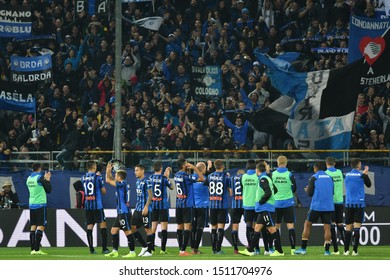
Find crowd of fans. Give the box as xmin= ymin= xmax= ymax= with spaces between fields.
xmin=1 ymin=0 xmax=390 ymax=171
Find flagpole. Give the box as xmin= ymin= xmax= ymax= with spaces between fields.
xmin=113 ymin=0 xmax=122 ymax=161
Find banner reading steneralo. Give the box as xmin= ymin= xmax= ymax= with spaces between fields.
xmin=11 ymin=53 xmax=52 ymax=84
xmin=0 ymin=80 xmax=36 ymax=113
xmin=0 ymin=4 xmax=31 ymax=38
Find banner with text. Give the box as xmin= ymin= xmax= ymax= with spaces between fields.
xmin=0 ymin=5 xmax=31 ymax=38
xmin=0 ymin=208 xmax=388 ymax=247
xmin=348 ymin=15 xmax=390 ymax=64
xmin=11 ymin=53 xmax=52 ymax=84
xmin=191 ymin=66 xmax=222 ymax=97
xmin=75 ymin=0 xmax=108 ymax=14
xmin=0 ymin=80 xmax=36 ymax=113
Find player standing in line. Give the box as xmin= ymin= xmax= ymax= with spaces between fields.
xmin=343 ymin=159 xmax=371 ymax=256
xmin=174 ymin=159 xmax=205 ymax=256
xmin=104 ymin=164 xmax=136 ymax=258
xmin=295 ymin=161 xmax=334 ymax=255
xmin=132 ymin=164 xmax=153 ymax=257
xmin=272 ymin=156 xmax=297 ymax=255
xmin=230 ymin=169 xmax=245 ymax=254
xmin=191 ymin=161 xmax=210 ymax=254
xmin=241 ymin=159 xmax=261 ymax=254
xmin=28 ymin=163 xmax=52 ymax=255
xmin=81 ymin=160 xmax=109 ymax=254
xmin=206 ymin=159 xmax=231 ymax=254
xmin=325 ymin=157 xmax=346 ymax=255
xmin=150 ymin=161 xmax=173 ymax=254
xmin=239 ymin=161 xmax=284 ymax=257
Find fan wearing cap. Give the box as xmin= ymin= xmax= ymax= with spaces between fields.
xmin=0 ymin=181 xmax=19 ymax=209
xmin=27 ymin=163 xmax=52 ymax=255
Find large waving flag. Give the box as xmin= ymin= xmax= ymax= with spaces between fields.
xmin=122 ymin=16 xmax=163 ymax=31
xmin=251 ymin=26 xmax=390 ymax=150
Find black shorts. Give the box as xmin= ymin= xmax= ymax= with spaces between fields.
xmin=132 ymin=210 xmax=151 ymax=229
xmin=255 ymin=211 xmax=275 ymax=227
xmin=151 ymin=209 xmax=169 ymax=223
xmin=345 ymin=207 xmax=365 ymax=224
xmin=307 ymin=210 xmax=333 ymax=224
xmin=112 ymin=212 xmax=132 ymax=231
xmin=244 ymin=209 xmax=257 ymax=224
xmin=209 ymin=208 xmax=228 ymax=225
xmin=276 ymin=206 xmax=295 ymax=224
xmin=30 ymin=207 xmax=47 ymax=227
xmin=85 ymin=209 xmax=106 ymax=225
xmin=176 ymin=207 xmax=192 ymax=224
xmin=192 ymin=208 xmax=208 ymax=229
xmin=332 ymin=204 xmax=344 ymax=224
xmin=230 ymin=208 xmax=244 ymax=224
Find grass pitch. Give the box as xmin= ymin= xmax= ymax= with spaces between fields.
xmin=0 ymin=246 xmax=389 ymax=260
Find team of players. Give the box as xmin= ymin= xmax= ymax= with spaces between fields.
xmin=28 ymin=156 xmax=370 ymax=257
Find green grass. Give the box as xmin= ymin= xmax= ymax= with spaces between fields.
xmin=1 ymin=246 xmax=389 ymax=260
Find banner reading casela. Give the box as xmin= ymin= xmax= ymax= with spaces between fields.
xmin=191 ymin=65 xmax=222 ymax=97
xmin=0 ymin=5 xmax=31 ymax=37
xmin=0 ymin=80 xmax=36 ymax=113
xmin=11 ymin=53 xmax=52 ymax=84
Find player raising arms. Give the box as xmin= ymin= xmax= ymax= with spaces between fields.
xmin=343 ymin=159 xmax=371 ymax=256
xmin=81 ymin=160 xmax=109 ymax=254
xmin=28 ymin=163 xmax=52 ymax=255
xmin=150 ymin=161 xmax=173 ymax=254
xmin=104 ymin=164 xmax=136 ymax=258
xmin=325 ymin=157 xmax=346 ymax=255
xmin=174 ymin=159 xmax=205 ymax=256
xmin=206 ymin=159 xmax=231 ymax=254
xmin=295 ymin=161 xmax=334 ymax=256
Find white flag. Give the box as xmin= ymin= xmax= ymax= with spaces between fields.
xmin=132 ymin=16 xmax=163 ymax=31
xmin=386 ymin=0 xmax=390 ymax=17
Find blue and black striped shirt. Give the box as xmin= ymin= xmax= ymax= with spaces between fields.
xmin=231 ymin=173 xmax=243 ymax=209
xmin=81 ymin=172 xmax=104 ymax=210
xmin=115 ymin=180 xmax=130 ymax=214
xmin=174 ymin=171 xmax=198 ymax=208
xmin=207 ymin=171 xmax=230 ymax=209
xmin=150 ymin=174 xmax=172 ymax=210
xmin=135 ymin=177 xmax=152 ymax=211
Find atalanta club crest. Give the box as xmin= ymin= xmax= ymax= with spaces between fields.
xmin=359 ymin=36 xmax=386 ymax=74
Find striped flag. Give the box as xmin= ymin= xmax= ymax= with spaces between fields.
xmin=252 ymin=26 xmax=390 ymax=150
xmin=132 ymin=16 xmax=163 ymax=31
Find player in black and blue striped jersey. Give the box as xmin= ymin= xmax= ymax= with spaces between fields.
xmin=230 ymin=169 xmax=245 ymax=254
xmin=174 ymin=159 xmax=205 ymax=256
xmin=132 ymin=164 xmax=153 ymax=257
xmin=150 ymin=161 xmax=173 ymax=254
xmin=104 ymin=163 xmax=136 ymax=258
xmin=206 ymin=159 xmax=231 ymax=254
xmin=81 ymin=161 xmax=109 ymax=254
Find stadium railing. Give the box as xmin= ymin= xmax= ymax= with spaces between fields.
xmin=0 ymin=149 xmax=389 ymax=172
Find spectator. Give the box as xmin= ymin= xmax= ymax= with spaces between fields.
xmin=0 ymin=181 xmax=19 ymax=209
